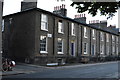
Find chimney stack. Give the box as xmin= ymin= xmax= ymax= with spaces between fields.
xmin=21 ymin=0 xmax=37 ymax=11
xmin=53 ymin=4 xmax=67 ymax=16
xmin=74 ymin=14 xmax=86 ymax=24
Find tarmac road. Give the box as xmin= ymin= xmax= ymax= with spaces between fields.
xmin=2 ymin=61 xmax=120 ymax=80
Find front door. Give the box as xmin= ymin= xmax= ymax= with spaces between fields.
xmin=71 ymin=42 xmax=75 ymax=56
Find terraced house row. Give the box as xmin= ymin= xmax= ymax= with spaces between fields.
xmin=2 ymin=1 xmax=120 ymax=65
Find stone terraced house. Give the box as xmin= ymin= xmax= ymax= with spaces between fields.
xmin=2 ymin=1 xmax=120 ymax=65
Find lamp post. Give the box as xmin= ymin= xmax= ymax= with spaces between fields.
xmin=0 ymin=0 xmax=3 ymax=78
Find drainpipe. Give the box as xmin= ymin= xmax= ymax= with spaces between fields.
xmin=89 ymin=29 xmax=91 ymax=62
xmin=66 ymin=22 xmax=69 ymax=63
xmin=0 ymin=0 xmax=3 ymax=73
xmin=53 ymin=17 xmax=55 ymax=62
xmin=80 ymin=26 xmax=83 ymax=62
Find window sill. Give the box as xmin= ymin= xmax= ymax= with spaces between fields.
xmin=40 ymin=51 xmax=48 ymax=53
xmin=84 ymin=36 xmax=88 ymax=38
xmin=84 ymin=52 xmax=87 ymax=55
xmin=58 ymin=52 xmax=64 ymax=54
xmin=72 ymin=34 xmax=76 ymax=36
xmin=100 ymin=53 xmax=104 ymax=54
xmin=58 ymin=32 xmax=64 ymax=34
xmin=93 ymin=38 xmax=96 ymax=40
xmin=41 ymin=29 xmax=48 ymax=32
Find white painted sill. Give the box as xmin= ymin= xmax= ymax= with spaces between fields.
xmin=58 ymin=52 xmax=64 ymax=54
xmin=40 ymin=51 xmax=48 ymax=54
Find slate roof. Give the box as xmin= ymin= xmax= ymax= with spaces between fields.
xmin=3 ymin=8 xmax=119 ymax=35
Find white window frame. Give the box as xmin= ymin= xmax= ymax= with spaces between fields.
xmin=116 ymin=45 xmax=118 ymax=55
xmin=84 ymin=27 xmax=88 ymax=38
xmin=71 ymin=23 xmax=75 ymax=36
xmin=100 ymin=45 xmax=104 ymax=54
xmin=40 ymin=35 xmax=48 ymax=53
xmin=92 ymin=29 xmax=95 ymax=39
xmin=106 ymin=33 xmax=109 ymax=42
xmin=100 ymin=32 xmax=104 ymax=41
xmin=41 ymin=14 xmax=48 ymax=31
xmin=112 ymin=35 xmax=115 ymax=42
xmin=57 ymin=38 xmax=64 ymax=54
xmin=116 ymin=36 xmax=118 ymax=44
xmin=112 ymin=46 xmax=115 ymax=54
xmin=2 ymin=19 xmax=4 ymax=32
xmin=58 ymin=20 xmax=64 ymax=34
xmin=83 ymin=43 xmax=88 ymax=54
xmin=107 ymin=46 xmax=109 ymax=55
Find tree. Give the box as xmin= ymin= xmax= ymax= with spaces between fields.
xmin=71 ymin=1 xmax=120 ymax=19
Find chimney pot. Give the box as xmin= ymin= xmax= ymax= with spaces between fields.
xmin=58 ymin=6 xmax=60 ymax=10
xmin=56 ymin=6 xmax=58 ymax=10
xmin=75 ymin=15 xmax=76 ymax=18
xmin=98 ymin=20 xmax=99 ymax=23
xmin=54 ymin=7 xmax=56 ymax=11
xmin=62 ymin=4 xmax=64 ymax=8
xmin=64 ymin=4 xmax=65 ymax=9
xmin=84 ymin=14 xmax=85 ymax=17
xmin=77 ymin=15 xmax=79 ymax=18
xmin=60 ymin=6 xmax=62 ymax=9
xmin=91 ymin=20 xmax=93 ymax=23
xmin=78 ymin=14 xmax=80 ymax=18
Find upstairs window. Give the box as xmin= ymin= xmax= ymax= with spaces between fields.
xmin=40 ymin=36 xmax=47 ymax=53
xmin=106 ymin=33 xmax=109 ymax=42
xmin=71 ymin=23 xmax=75 ymax=36
xmin=92 ymin=29 xmax=95 ymax=39
xmin=41 ymin=14 xmax=48 ymax=31
xmin=57 ymin=38 xmax=63 ymax=54
xmin=58 ymin=20 xmax=64 ymax=34
xmin=112 ymin=35 xmax=115 ymax=42
xmin=84 ymin=27 xmax=88 ymax=38
xmin=100 ymin=32 xmax=104 ymax=41
xmin=116 ymin=36 xmax=119 ymax=44
xmin=2 ymin=19 xmax=4 ymax=32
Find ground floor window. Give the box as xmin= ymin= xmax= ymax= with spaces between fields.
xmin=91 ymin=44 xmax=95 ymax=56
xmin=112 ymin=46 xmax=115 ymax=54
xmin=116 ymin=46 xmax=118 ymax=55
xmin=106 ymin=46 xmax=109 ymax=55
xmin=100 ymin=45 xmax=104 ymax=54
xmin=57 ymin=38 xmax=63 ymax=54
xmin=40 ymin=35 xmax=47 ymax=53
xmin=84 ymin=43 xmax=88 ymax=54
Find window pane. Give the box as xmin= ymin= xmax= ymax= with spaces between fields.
xmin=71 ymin=23 xmax=75 ymax=35
xmin=84 ymin=27 xmax=87 ymax=38
xmin=40 ymin=36 xmax=47 ymax=52
xmin=57 ymin=38 xmax=63 ymax=52
xmin=2 ymin=20 xmax=4 ymax=32
xmin=41 ymin=14 xmax=48 ymax=30
xmin=58 ymin=21 xmax=64 ymax=33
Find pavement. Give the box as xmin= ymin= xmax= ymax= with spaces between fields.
xmin=0 ymin=61 xmax=119 ymax=77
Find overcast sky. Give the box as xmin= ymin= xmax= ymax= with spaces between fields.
xmin=3 ymin=0 xmax=118 ymax=27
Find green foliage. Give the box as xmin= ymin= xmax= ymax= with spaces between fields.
xmin=71 ymin=2 xmax=120 ymax=19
